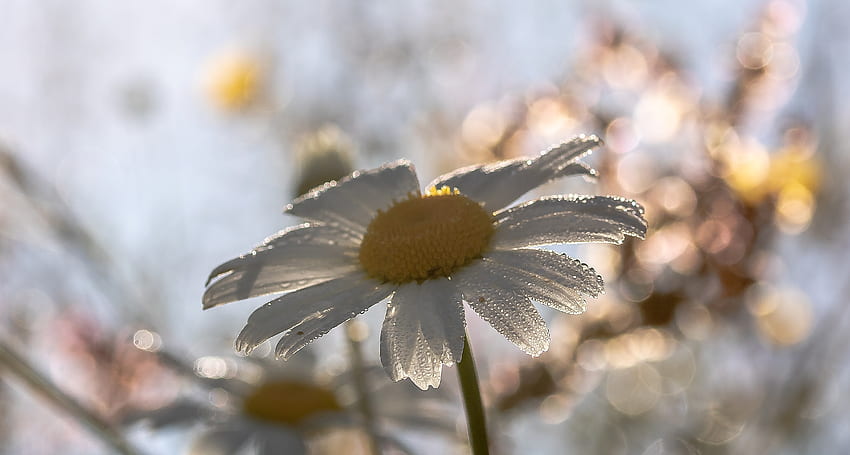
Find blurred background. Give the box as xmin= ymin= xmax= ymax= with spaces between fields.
xmin=1 ymin=0 xmax=849 ymax=453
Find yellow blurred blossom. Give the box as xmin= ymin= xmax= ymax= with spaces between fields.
xmin=716 ymin=126 xmax=820 ymax=218
xmin=767 ymin=140 xmax=820 ymax=195
xmin=203 ymin=50 xmax=263 ymax=111
xmin=768 ymin=131 xmax=820 ymax=231
xmin=718 ymin=135 xmax=771 ymax=204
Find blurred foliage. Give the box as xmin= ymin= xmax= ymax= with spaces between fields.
xmin=2 ymin=0 xmax=849 ymax=454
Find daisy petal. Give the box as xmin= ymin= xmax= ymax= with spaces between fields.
xmin=272 ymin=280 xmax=395 ymax=360
xmin=234 ymin=272 xmax=394 ymax=355
xmin=483 ymin=249 xmax=604 ymax=314
xmin=418 ymin=279 xmax=466 ymax=364
xmin=379 ymin=279 xmax=465 ymax=389
xmin=188 ymin=425 xmax=252 ymax=455
xmin=122 ymin=400 xmax=212 ymax=429
xmin=428 ymin=135 xmax=601 ymax=211
xmin=253 ymin=425 xmax=307 ymax=455
xmin=492 ymin=195 xmax=647 ymax=249
xmin=203 ymin=224 xmax=360 ymax=309
xmin=454 ymin=262 xmax=550 ymax=356
xmin=286 ymin=160 xmax=420 ymax=234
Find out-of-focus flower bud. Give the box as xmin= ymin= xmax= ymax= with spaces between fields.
xmin=293 ymin=125 xmax=355 ymax=196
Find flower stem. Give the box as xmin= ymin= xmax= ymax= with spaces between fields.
xmin=345 ymin=321 xmax=381 ymax=455
xmin=457 ymin=331 xmax=489 ymax=455
xmin=0 ymin=340 xmax=140 ymax=455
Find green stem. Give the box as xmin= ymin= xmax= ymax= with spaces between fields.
xmin=345 ymin=322 xmax=381 ymax=455
xmin=457 ymin=332 xmax=490 ymax=455
xmin=0 ymin=340 xmax=140 ymax=455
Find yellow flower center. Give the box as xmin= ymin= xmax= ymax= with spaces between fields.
xmin=359 ymin=186 xmax=495 ymax=283
xmin=205 ymin=53 xmax=261 ymax=110
xmin=242 ymin=380 xmax=341 ymax=425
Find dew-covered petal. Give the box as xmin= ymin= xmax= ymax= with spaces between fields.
xmin=379 ymin=279 xmax=465 ymax=390
xmin=204 ymin=224 xmax=361 ymax=309
xmin=234 ymin=272 xmax=394 ymax=355
xmin=428 ymin=135 xmax=601 ymax=211
xmin=418 ymin=280 xmax=466 ymax=364
xmin=271 ymin=278 xmax=395 ymax=360
xmin=286 ymin=160 xmax=420 ymax=234
xmin=492 ymin=195 xmax=647 ymax=249
xmin=482 ymin=249 xmax=604 ymax=314
xmin=453 ymin=262 xmax=550 ymax=356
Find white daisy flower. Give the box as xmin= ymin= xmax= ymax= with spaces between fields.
xmin=124 ymin=352 xmax=457 ymax=455
xmin=204 ymin=135 xmax=646 ymax=390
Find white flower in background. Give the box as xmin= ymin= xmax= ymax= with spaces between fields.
xmin=204 ymin=135 xmax=646 ymax=390
xmin=124 ymin=352 xmax=456 ymax=455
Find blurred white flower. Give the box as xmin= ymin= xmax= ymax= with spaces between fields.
xmin=204 ymin=135 xmax=646 ymax=389
xmin=125 ymin=352 xmax=456 ymax=455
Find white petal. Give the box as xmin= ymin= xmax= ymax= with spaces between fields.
xmin=428 ymin=135 xmax=601 ymax=211
xmin=204 ymin=224 xmax=360 ymax=309
xmin=453 ymin=262 xmax=550 ymax=356
xmin=482 ymin=249 xmax=604 ymax=314
xmin=252 ymin=424 xmax=307 ymax=455
xmin=492 ymin=195 xmax=647 ymax=249
xmin=122 ymin=400 xmax=211 ymax=428
xmin=234 ymin=272 xmax=394 ymax=356
xmin=286 ymin=160 xmax=420 ymax=234
xmin=272 ymin=278 xmax=395 ymax=360
xmin=418 ymin=280 xmax=466 ymax=364
xmin=379 ymin=279 xmax=465 ymax=390
xmin=188 ymin=425 xmax=252 ymax=455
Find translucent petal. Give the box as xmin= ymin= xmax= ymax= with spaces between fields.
xmin=286 ymin=160 xmax=420 ymax=234
xmin=379 ymin=279 xmax=465 ymax=390
xmin=272 ymin=281 xmax=395 ymax=360
xmin=453 ymin=263 xmax=550 ymax=356
xmin=121 ymin=400 xmax=212 ymax=429
xmin=234 ymin=272 xmax=394 ymax=355
xmin=482 ymin=249 xmax=604 ymax=314
xmin=418 ymin=280 xmax=466 ymax=364
xmin=492 ymin=195 xmax=647 ymax=249
xmin=428 ymin=135 xmax=601 ymax=211
xmin=204 ymin=224 xmax=360 ymax=309
xmin=252 ymin=425 xmax=307 ymax=455
xmin=188 ymin=426 xmax=252 ymax=455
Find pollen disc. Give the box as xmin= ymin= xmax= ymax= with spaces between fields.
xmin=242 ymin=381 xmax=341 ymax=425
xmin=359 ymin=187 xmax=495 ymax=283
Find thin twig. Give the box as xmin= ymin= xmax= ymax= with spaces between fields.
xmin=0 ymin=340 xmax=141 ymax=455
xmin=0 ymin=144 xmax=158 ymax=325
xmin=345 ymin=322 xmax=382 ymax=455
xmin=458 ymin=332 xmax=490 ymax=455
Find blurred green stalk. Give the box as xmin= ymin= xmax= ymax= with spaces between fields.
xmin=345 ymin=322 xmax=381 ymax=455
xmin=458 ymin=332 xmax=490 ymax=455
xmin=0 ymin=341 xmax=140 ymax=455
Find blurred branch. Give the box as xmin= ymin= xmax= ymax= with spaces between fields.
xmin=0 ymin=144 xmax=107 ymax=263
xmin=345 ymin=323 xmax=381 ymax=455
xmin=0 ymin=143 xmax=158 ymax=325
xmin=0 ymin=340 xmax=141 ymax=455
xmin=755 ymin=242 xmax=850 ymax=452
